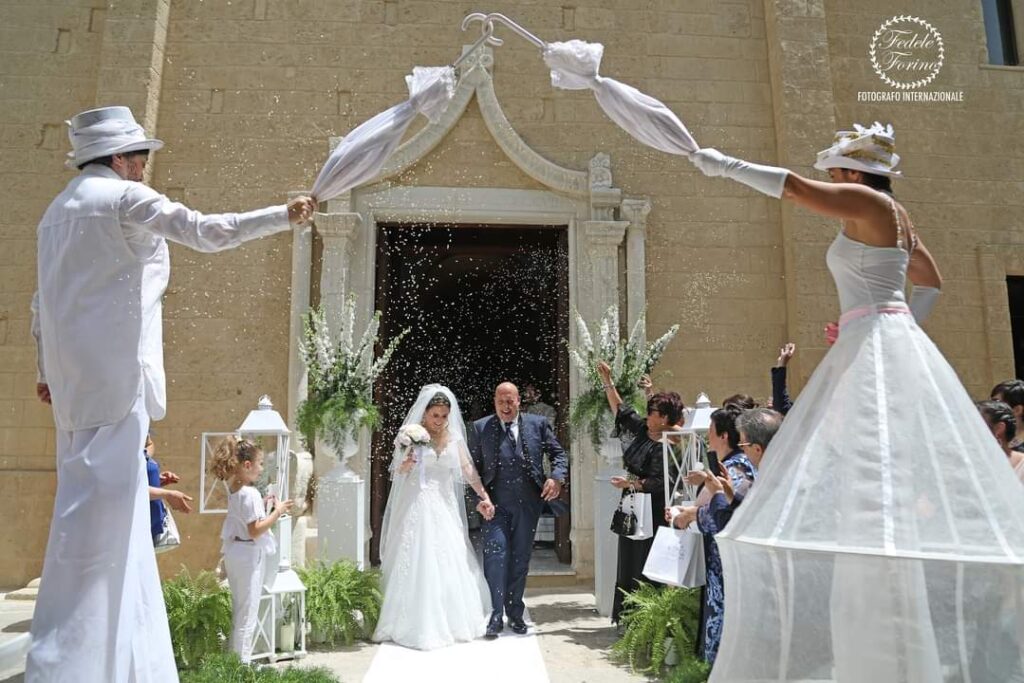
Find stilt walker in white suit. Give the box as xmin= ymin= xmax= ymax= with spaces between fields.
xmin=27 ymin=106 xmax=316 ymax=682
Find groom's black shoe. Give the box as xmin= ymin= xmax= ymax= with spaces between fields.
xmin=485 ymin=617 xmax=503 ymax=639
xmin=508 ymin=617 xmax=528 ymax=635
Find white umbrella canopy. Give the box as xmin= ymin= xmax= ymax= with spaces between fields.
xmin=310 ymin=66 xmax=455 ymax=203
xmin=542 ymin=39 xmax=699 ymax=157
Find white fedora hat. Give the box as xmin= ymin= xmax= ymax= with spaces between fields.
xmin=813 ymin=122 xmax=902 ymax=178
xmin=65 ymin=106 xmax=164 ymax=169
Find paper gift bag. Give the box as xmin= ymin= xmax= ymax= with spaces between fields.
xmin=642 ymin=525 xmax=705 ymax=587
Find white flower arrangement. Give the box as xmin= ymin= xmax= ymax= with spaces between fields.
xmin=297 ymin=296 xmax=409 ymax=453
xmin=568 ymin=305 xmax=680 ymax=448
xmin=394 ymin=423 xmax=430 ymax=449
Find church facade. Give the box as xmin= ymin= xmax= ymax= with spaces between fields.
xmin=1 ymin=0 xmax=1022 ymax=590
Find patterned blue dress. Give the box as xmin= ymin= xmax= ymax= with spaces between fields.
xmin=695 ymin=450 xmax=757 ymax=663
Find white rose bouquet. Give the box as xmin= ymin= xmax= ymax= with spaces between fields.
xmin=395 ymin=423 xmax=430 ymax=449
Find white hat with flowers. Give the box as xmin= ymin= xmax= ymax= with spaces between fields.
xmin=814 ymin=122 xmax=901 ymax=178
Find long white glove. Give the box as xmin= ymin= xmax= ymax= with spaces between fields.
xmin=690 ymin=148 xmax=789 ymax=199
xmin=909 ymin=285 xmax=941 ymax=323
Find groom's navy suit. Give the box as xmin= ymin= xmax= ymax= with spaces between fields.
xmin=470 ymin=412 xmax=569 ymax=625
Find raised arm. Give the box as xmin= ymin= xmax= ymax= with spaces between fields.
xmin=596 ymin=361 xmax=622 ymax=414
xmin=119 ymin=184 xmax=315 ymax=254
xmin=781 ymin=174 xmax=890 ymax=223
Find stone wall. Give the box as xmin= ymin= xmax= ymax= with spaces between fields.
xmin=0 ymin=0 xmax=1021 ymax=587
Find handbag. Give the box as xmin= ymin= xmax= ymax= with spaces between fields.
xmin=154 ymin=510 xmax=180 ymax=554
xmin=626 ymin=491 xmax=654 ymax=541
xmin=610 ymin=493 xmax=638 ymax=536
xmin=642 ymin=525 xmax=706 ymax=587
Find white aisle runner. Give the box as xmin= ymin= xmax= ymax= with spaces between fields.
xmin=363 ymin=633 xmax=549 ymax=683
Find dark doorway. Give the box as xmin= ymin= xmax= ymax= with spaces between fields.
xmin=1007 ymin=276 xmax=1024 ymax=379
xmin=370 ymin=224 xmax=572 ymax=568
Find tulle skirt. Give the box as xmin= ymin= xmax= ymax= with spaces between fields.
xmin=373 ymin=485 xmax=491 ymax=650
xmin=713 ymin=309 xmax=1024 ymax=682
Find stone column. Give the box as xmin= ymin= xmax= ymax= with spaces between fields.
xmin=579 ymin=218 xmax=629 ymax=617
xmin=315 ymin=211 xmax=367 ymax=569
xmin=763 ymin=0 xmax=839 ymax=390
xmin=621 ymin=198 xmax=651 ymax=336
xmin=93 ymin=0 xmax=171 ymax=186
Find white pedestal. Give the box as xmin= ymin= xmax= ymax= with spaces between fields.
xmin=594 ymin=437 xmax=626 ymax=617
xmin=317 ymin=463 xmax=366 ymax=569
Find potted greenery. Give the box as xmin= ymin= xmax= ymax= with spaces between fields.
xmin=298 ymin=559 xmax=382 ymax=647
xmin=297 ymin=298 xmax=408 ymax=473
xmin=179 ymin=652 xmax=340 ymax=682
xmin=162 ymin=568 xmax=233 ymax=670
xmin=612 ymin=583 xmax=709 ymax=680
xmin=568 ymin=306 xmax=679 ymax=449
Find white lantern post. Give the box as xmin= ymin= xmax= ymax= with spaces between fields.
xmin=662 ymin=393 xmax=717 ymax=506
xmin=200 ymin=395 xmax=307 ymax=663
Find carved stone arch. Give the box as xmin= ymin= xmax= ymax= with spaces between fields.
xmin=366 ymin=46 xmax=589 ymax=197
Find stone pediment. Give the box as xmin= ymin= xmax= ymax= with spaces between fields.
xmin=362 ymin=46 xmax=591 ymax=198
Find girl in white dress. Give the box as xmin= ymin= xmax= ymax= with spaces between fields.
xmin=689 ymin=123 xmax=1024 ymax=681
xmin=373 ymin=385 xmax=496 ymax=650
xmin=212 ymin=436 xmax=293 ymax=663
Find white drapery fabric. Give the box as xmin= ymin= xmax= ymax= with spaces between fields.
xmin=542 ymin=40 xmax=699 ymax=156
xmin=311 ymin=66 xmax=456 ymax=202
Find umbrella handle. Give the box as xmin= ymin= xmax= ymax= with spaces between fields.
xmin=483 ymin=13 xmax=547 ymax=50
xmin=453 ymin=13 xmax=501 ymax=68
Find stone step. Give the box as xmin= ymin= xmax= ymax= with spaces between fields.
xmin=4 ymin=578 xmax=39 ymax=602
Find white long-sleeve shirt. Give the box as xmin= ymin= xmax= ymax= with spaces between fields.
xmin=34 ymin=164 xmax=289 ymax=430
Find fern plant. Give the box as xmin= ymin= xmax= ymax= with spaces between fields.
xmin=611 ymin=583 xmax=703 ymax=677
xmin=179 ymin=652 xmax=340 ymax=682
xmin=298 ymin=559 xmax=382 ymax=646
xmin=162 ymin=568 xmax=233 ymax=670
xmin=567 ymin=306 xmax=679 ymax=448
xmin=297 ymin=298 xmax=408 ymax=452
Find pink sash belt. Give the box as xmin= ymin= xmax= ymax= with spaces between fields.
xmin=838 ymin=301 xmax=911 ymax=330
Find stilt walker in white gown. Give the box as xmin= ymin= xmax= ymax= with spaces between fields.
xmin=688 ymin=125 xmax=1024 ymax=681
xmin=27 ymin=106 xmax=316 ymax=682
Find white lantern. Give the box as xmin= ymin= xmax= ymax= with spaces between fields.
xmin=661 ymin=393 xmax=717 ymax=506
xmin=199 ymin=395 xmax=307 ymax=662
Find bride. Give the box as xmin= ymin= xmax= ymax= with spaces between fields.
xmin=373 ymin=384 xmax=496 ymax=650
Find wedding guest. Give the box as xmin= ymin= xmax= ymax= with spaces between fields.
xmin=990 ymin=380 xmax=1024 ymax=451
xmin=213 ymin=436 xmax=292 ymax=664
xmin=977 ymin=400 xmax=1024 ymax=483
xmin=523 ymin=383 xmax=557 ymax=428
xmin=596 ymin=361 xmax=683 ymax=624
xmin=27 ymin=105 xmax=315 ymax=681
xmin=770 ymin=343 xmax=795 ymax=415
xmin=722 ymin=393 xmax=758 ymax=410
xmin=145 ymin=433 xmax=192 ymax=546
xmin=666 ymin=405 xmax=754 ymax=664
xmin=704 ymin=408 xmax=783 ymax=529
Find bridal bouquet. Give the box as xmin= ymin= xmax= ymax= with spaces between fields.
xmin=394 ymin=424 xmax=430 ymax=449
xmin=567 ymin=306 xmax=679 ymax=448
xmin=297 ymin=297 xmax=409 ymax=453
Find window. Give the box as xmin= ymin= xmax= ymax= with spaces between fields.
xmin=982 ymin=0 xmax=1020 ymax=65
xmin=1006 ymin=276 xmax=1024 ymax=378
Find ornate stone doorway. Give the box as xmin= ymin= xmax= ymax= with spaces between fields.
xmin=368 ymin=223 xmax=571 ymax=567
xmin=287 ymin=45 xmax=651 ymax=594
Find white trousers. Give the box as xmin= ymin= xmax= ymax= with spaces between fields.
xmin=224 ymin=542 xmax=266 ymax=663
xmin=27 ymin=394 xmax=177 ymax=682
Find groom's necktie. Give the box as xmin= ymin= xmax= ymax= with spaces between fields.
xmin=504 ymin=421 xmax=517 ymax=450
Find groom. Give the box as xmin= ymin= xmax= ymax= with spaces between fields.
xmin=470 ymin=382 xmax=569 ymax=638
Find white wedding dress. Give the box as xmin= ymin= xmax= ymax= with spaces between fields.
xmin=713 ymin=203 xmax=1024 ymax=681
xmin=373 ymin=387 xmax=492 ymax=650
